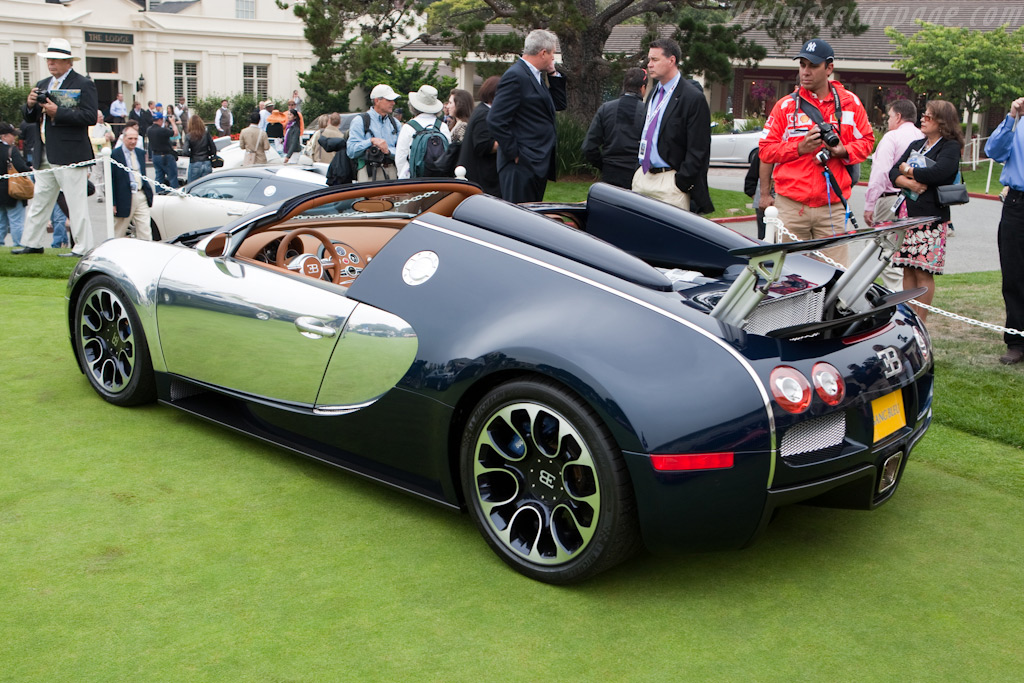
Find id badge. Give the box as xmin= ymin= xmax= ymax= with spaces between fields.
xmin=638 ymin=139 xmax=647 ymax=157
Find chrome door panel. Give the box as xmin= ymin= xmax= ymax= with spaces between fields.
xmin=315 ymin=304 xmax=418 ymax=412
xmin=157 ymin=253 xmax=357 ymax=405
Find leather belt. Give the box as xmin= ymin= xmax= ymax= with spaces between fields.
xmin=647 ymin=167 xmax=673 ymax=174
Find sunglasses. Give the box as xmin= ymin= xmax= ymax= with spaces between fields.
xmin=922 ymin=113 xmax=934 ymax=121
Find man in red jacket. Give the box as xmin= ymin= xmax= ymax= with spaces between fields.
xmin=758 ymin=39 xmax=874 ymax=266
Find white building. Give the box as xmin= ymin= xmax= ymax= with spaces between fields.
xmin=0 ymin=0 xmax=313 ymax=111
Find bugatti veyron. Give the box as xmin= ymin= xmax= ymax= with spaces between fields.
xmin=66 ymin=179 xmax=933 ymax=583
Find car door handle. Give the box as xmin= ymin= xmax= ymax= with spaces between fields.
xmin=226 ymin=209 xmax=245 ymax=215
xmin=295 ymin=316 xmax=337 ymax=339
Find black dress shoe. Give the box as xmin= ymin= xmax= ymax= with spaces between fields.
xmin=999 ymin=348 xmax=1024 ymax=365
xmin=57 ymin=252 xmax=83 ymax=259
xmin=10 ymin=247 xmax=43 ymax=255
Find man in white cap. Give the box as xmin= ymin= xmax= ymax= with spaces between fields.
xmin=13 ymin=38 xmax=99 ymax=256
xmin=347 ymin=83 xmax=400 ymax=182
xmin=396 ymin=85 xmax=451 ymax=179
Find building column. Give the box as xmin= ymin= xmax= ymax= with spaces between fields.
xmin=457 ymin=61 xmax=476 ymax=94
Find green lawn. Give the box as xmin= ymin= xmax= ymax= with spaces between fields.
xmin=546 ymin=179 xmax=755 ymax=218
xmin=2 ymin=272 xmax=1022 ymax=680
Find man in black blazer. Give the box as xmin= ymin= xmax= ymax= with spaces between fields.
xmin=488 ymin=29 xmax=567 ymax=203
xmin=12 ymin=38 xmax=99 ymax=256
xmin=110 ymin=127 xmax=153 ymax=240
xmin=458 ymin=75 xmax=501 ymax=197
xmin=631 ymin=39 xmax=714 ymax=215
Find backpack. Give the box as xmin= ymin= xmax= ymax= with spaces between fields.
xmin=408 ymin=119 xmax=448 ymax=178
xmin=424 ymin=140 xmax=462 ymax=177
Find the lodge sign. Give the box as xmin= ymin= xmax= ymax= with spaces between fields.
xmin=85 ymin=32 xmax=133 ymax=45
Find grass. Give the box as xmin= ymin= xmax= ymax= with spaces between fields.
xmin=546 ymin=178 xmax=755 ymax=218
xmin=2 ymin=271 xmax=1023 ymax=680
xmin=0 ymin=245 xmax=79 ymax=280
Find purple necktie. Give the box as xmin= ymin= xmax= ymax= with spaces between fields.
xmin=641 ymin=87 xmax=666 ymax=173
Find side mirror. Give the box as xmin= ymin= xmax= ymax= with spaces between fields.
xmin=197 ymin=231 xmax=229 ymax=259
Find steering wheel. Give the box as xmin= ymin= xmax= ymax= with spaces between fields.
xmin=275 ymin=228 xmax=342 ymax=284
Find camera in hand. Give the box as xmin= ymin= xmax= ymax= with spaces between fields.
xmin=817 ymin=122 xmax=840 ymax=147
xmin=364 ymin=145 xmax=386 ymax=167
xmin=36 ymin=90 xmax=50 ymax=104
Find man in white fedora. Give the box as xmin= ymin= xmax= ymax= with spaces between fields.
xmin=12 ymin=38 xmax=99 ymax=256
xmin=395 ymin=85 xmax=451 ymax=179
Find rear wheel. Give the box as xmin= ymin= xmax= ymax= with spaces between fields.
xmin=460 ymin=378 xmax=641 ymax=583
xmin=73 ymin=276 xmax=156 ymax=406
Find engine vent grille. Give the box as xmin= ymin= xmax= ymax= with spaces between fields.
xmin=744 ymin=289 xmax=825 ymax=336
xmin=780 ymin=412 xmax=847 ymax=465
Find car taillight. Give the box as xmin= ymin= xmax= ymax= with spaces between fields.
xmin=811 ymin=362 xmax=845 ymax=406
xmin=650 ymin=452 xmax=734 ymax=471
xmin=769 ymin=366 xmax=811 ymax=414
xmin=913 ymin=326 xmax=931 ymax=362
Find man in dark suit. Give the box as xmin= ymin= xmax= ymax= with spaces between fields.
xmin=488 ymin=29 xmax=567 ymax=203
xmin=13 ymin=38 xmax=99 ymax=256
xmin=110 ymin=127 xmax=153 ymax=240
xmin=631 ymin=38 xmax=713 ymax=214
xmin=458 ymin=75 xmax=501 ymax=197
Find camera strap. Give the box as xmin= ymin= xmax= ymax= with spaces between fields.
xmin=790 ymin=86 xmax=841 ymax=130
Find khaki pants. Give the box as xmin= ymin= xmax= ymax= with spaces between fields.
xmin=356 ymin=163 xmax=397 ymax=183
xmin=872 ymin=194 xmax=904 ymax=291
xmin=114 ymin=189 xmax=152 ymax=240
xmin=775 ymin=193 xmax=849 ymax=267
xmin=21 ymin=161 xmax=97 ymax=254
xmin=631 ymin=168 xmax=691 ymax=211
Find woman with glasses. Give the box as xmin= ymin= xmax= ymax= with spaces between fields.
xmin=889 ymin=100 xmax=964 ymax=321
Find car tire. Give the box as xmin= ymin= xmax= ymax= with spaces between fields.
xmin=748 ymin=148 xmax=757 ymax=164
xmin=460 ymin=378 xmax=641 ymax=583
xmin=73 ymin=276 xmax=157 ymax=407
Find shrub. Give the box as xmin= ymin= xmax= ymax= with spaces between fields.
xmin=0 ymin=81 xmax=32 ymax=127
xmin=555 ymin=113 xmax=597 ymax=179
xmin=192 ymin=94 xmax=271 ymax=134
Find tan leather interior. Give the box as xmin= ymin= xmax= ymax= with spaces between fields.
xmin=234 ymin=182 xmax=484 ymax=284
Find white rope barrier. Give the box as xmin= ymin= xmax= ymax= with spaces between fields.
xmin=3 ymin=158 xmax=1020 ymax=340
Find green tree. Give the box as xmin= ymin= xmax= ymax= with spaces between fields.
xmin=275 ymin=0 xmax=423 ymax=113
xmin=887 ymin=20 xmax=1024 ymax=141
xmin=347 ymin=38 xmax=458 ymax=112
xmin=0 ymin=82 xmax=31 ymax=126
xmin=425 ymin=0 xmax=866 ymax=120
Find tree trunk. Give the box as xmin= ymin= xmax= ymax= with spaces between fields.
xmin=557 ymin=23 xmax=616 ymax=122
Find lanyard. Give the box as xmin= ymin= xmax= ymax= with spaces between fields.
xmin=645 ymin=82 xmax=675 ymax=127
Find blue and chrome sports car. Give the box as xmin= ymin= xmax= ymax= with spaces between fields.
xmin=67 ymin=180 xmax=933 ymax=583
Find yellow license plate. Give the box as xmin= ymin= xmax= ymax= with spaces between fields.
xmin=872 ymin=390 xmax=906 ymax=442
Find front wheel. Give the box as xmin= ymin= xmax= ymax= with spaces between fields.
xmin=460 ymin=378 xmax=641 ymax=583
xmin=73 ymin=276 xmax=157 ymax=407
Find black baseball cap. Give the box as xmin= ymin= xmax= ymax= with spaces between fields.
xmin=0 ymin=122 xmax=17 ymax=136
xmin=795 ymin=38 xmax=834 ymax=64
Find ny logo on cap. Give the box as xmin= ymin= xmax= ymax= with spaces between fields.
xmin=806 ymin=41 xmax=817 ymax=52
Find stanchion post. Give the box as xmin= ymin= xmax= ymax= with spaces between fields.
xmin=763 ymin=205 xmax=779 ymax=243
xmin=100 ymin=148 xmax=114 ymax=240
xmin=986 ymin=157 xmax=994 ymax=195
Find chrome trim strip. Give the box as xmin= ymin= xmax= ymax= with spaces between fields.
xmin=410 ymin=218 xmax=779 ymax=485
xmin=313 ymin=399 xmax=381 ymax=416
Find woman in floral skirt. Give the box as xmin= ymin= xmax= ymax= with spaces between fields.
xmin=889 ymin=100 xmax=964 ymax=321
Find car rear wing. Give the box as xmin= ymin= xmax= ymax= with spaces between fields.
xmin=712 ymin=217 xmax=936 ymax=330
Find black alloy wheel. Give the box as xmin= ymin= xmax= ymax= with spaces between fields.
xmin=73 ymin=276 xmax=157 ymax=406
xmin=460 ymin=378 xmax=641 ymax=583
